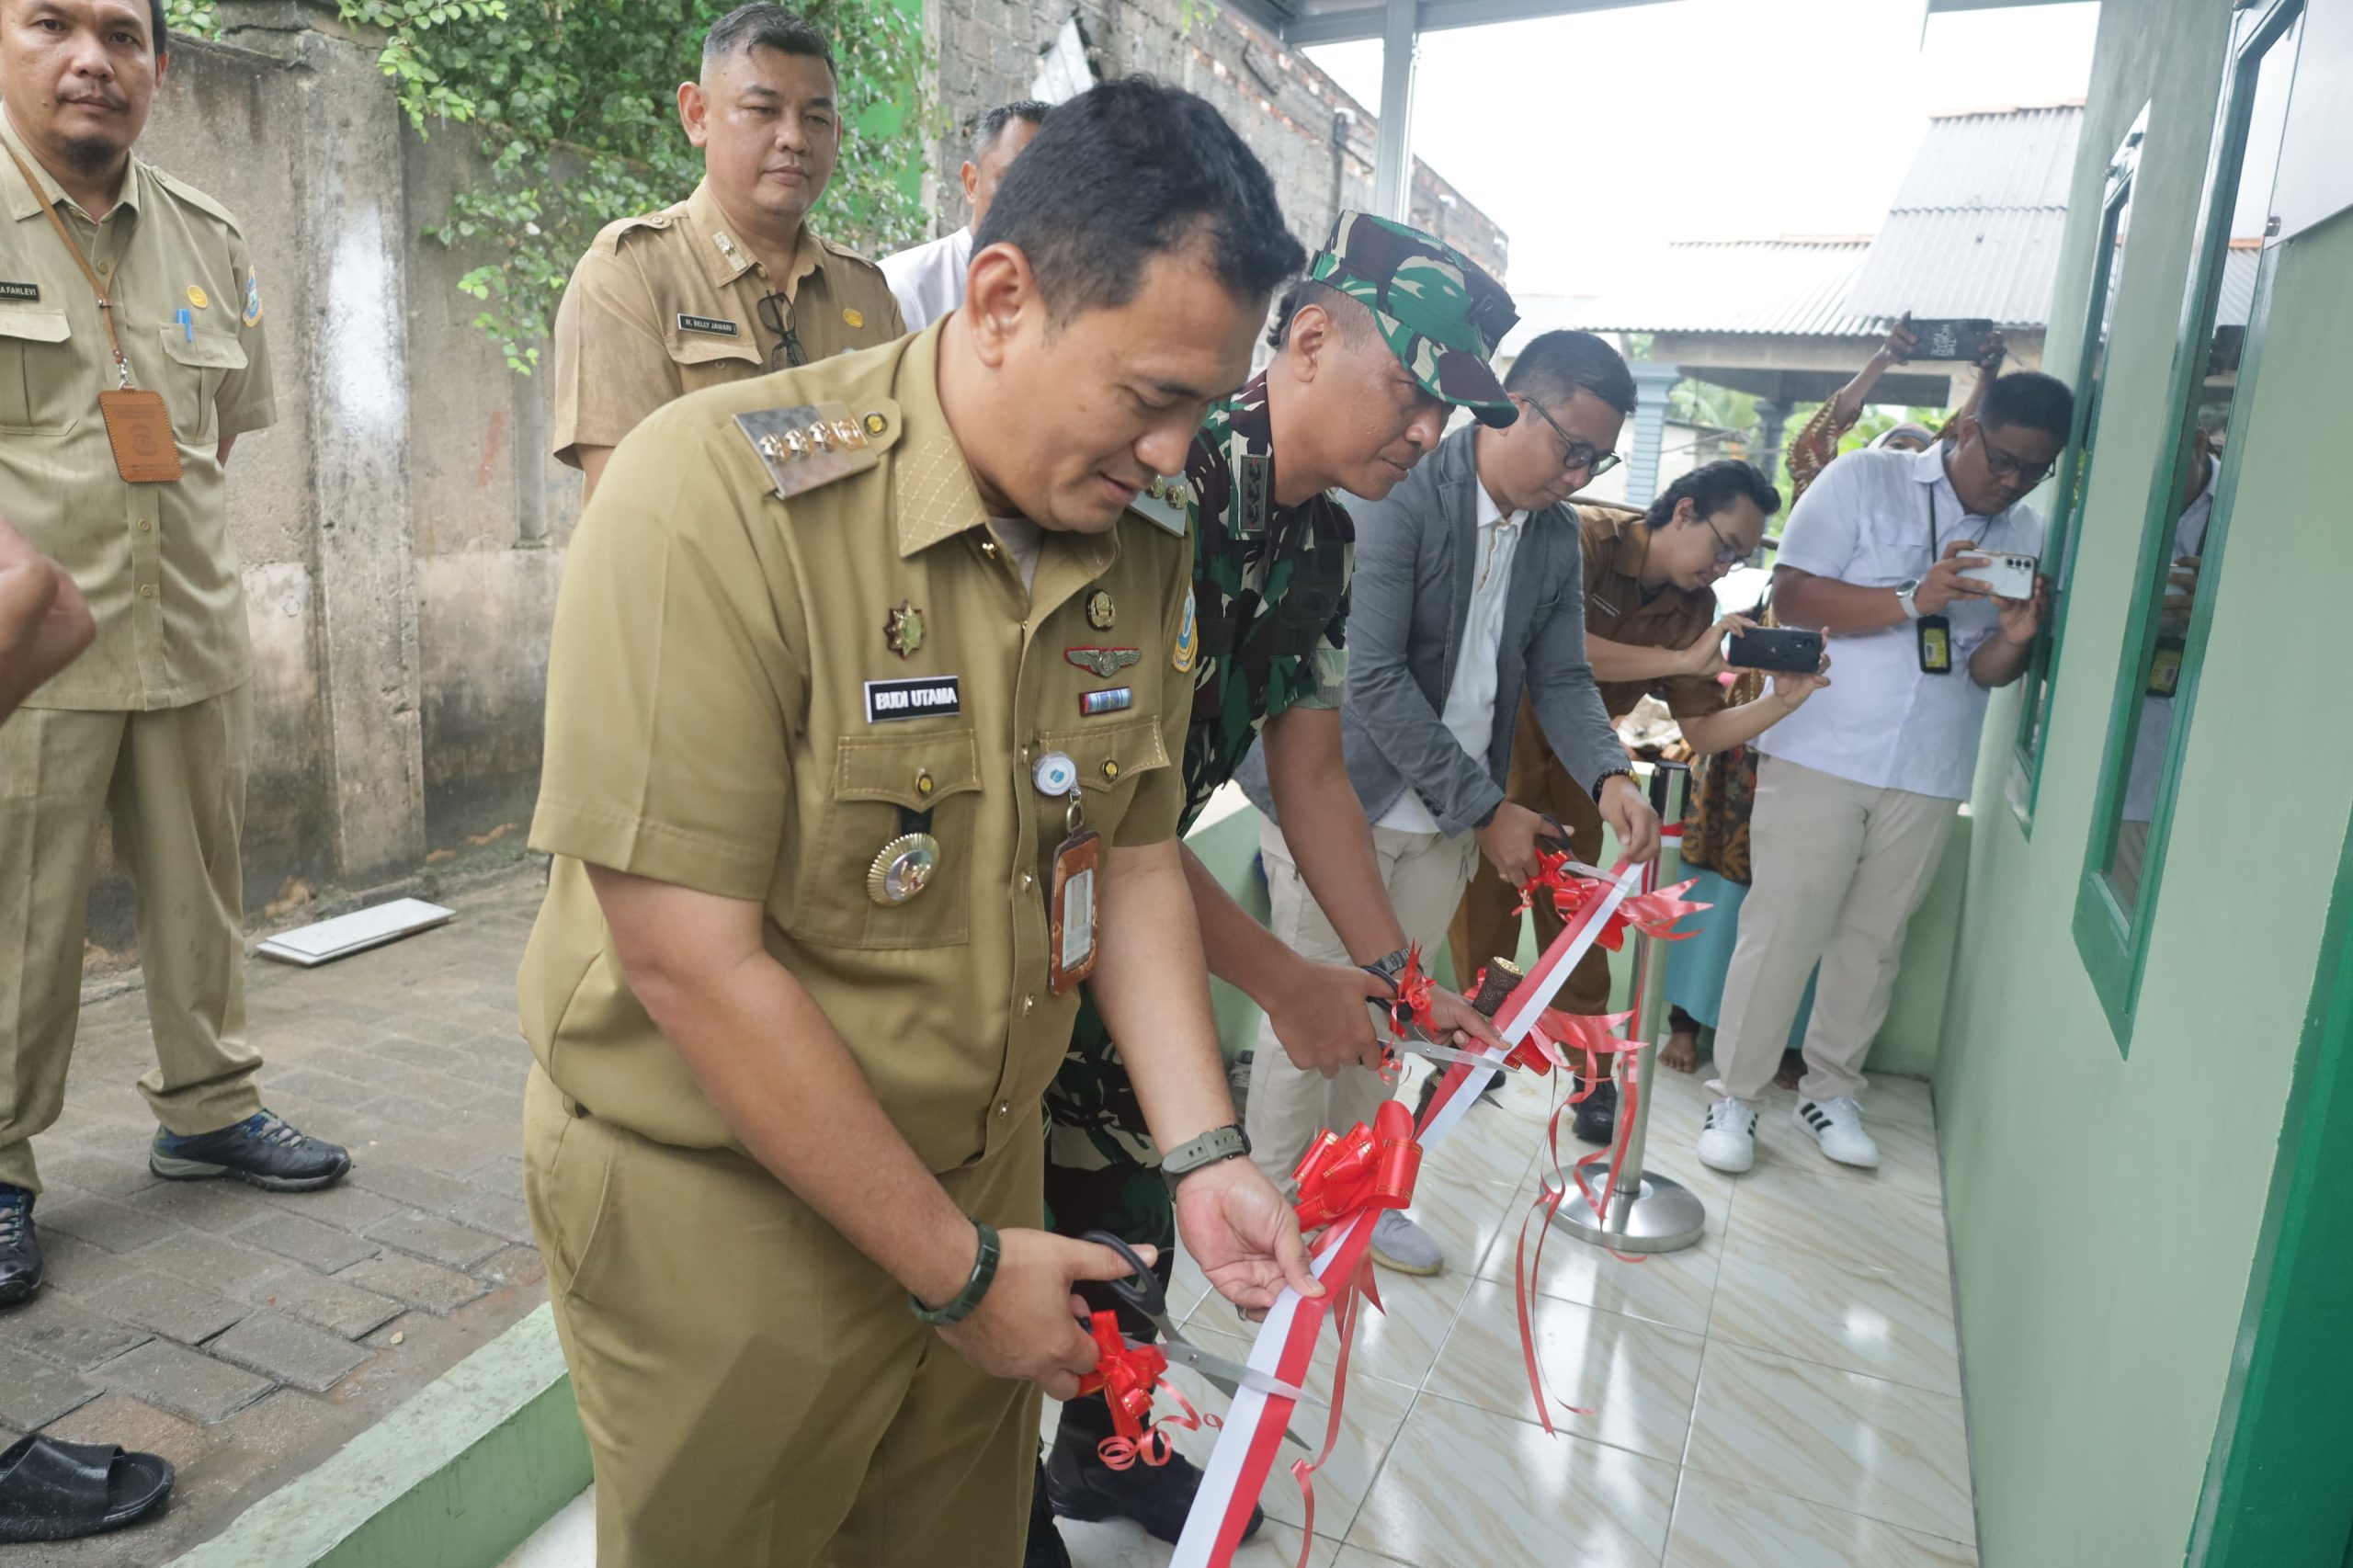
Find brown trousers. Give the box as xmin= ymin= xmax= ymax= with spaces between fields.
xmin=525 ymin=1067 xmax=1040 ymax=1568
xmin=0 ymin=687 xmax=264 ymax=1192
xmin=1449 ymin=695 xmax=1615 ymax=1019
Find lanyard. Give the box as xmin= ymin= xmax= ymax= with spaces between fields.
xmin=1922 ymin=483 xmax=1940 ymax=562
xmin=3 ymin=141 xmax=136 ymax=391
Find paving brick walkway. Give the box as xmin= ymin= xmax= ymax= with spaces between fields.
xmin=0 ymin=868 xmax=551 ymax=1564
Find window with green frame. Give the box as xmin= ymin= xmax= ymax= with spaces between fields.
xmin=2006 ymin=109 xmax=2147 ymax=828
xmin=2072 ymin=0 xmax=2303 ymax=1045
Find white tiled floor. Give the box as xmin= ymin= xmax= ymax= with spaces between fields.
xmin=506 ymin=1060 xmax=1979 ymax=1568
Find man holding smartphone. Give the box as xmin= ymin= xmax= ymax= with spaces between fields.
xmin=1698 ymin=371 xmax=2071 ymax=1175
xmin=1449 ymin=457 xmax=1830 ymax=1143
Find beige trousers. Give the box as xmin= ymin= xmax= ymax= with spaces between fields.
xmin=1710 ymin=756 xmax=1957 ymax=1105
xmin=1245 ymin=819 xmax=1480 ymax=1188
xmin=525 ymin=1068 xmax=1040 ymax=1568
xmin=0 ymin=687 xmax=264 ymax=1192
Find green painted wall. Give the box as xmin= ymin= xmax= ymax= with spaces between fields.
xmin=1938 ymin=3 xmax=2353 ymax=1562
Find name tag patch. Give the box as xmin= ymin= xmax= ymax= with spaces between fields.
xmin=677 ymin=313 xmax=741 ymax=337
xmin=0 ymin=281 xmax=38 ymax=302
xmin=865 ymin=676 xmax=962 ymax=723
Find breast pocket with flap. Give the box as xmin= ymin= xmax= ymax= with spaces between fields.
xmin=796 ymin=727 xmax=983 ymax=949
xmin=0 ymin=310 xmax=83 ymax=436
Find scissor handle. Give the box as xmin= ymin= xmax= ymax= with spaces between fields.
xmin=1078 ymin=1229 xmax=1166 ymax=1319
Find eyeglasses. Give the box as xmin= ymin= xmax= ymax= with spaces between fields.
xmin=756 ymin=291 xmax=807 ymax=369
xmin=1980 ymin=432 xmax=2055 ymax=486
xmin=1700 ymin=513 xmax=1752 ymax=566
xmin=1515 ymin=393 xmax=1622 ymax=479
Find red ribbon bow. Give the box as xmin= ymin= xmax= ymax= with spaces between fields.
xmin=1074 ymin=1310 xmax=1215 ymax=1471
xmin=1515 ymin=850 xmax=1710 ymax=952
xmin=1290 ymin=1098 xmax=1422 ymax=1233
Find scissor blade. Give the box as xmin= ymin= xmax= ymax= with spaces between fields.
xmin=1392 ymin=1028 xmax=1518 ymax=1073
xmin=1164 ymin=1341 xmax=1321 ymax=1408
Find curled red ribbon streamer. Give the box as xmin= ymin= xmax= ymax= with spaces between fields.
xmin=1281 ymin=1102 xmax=1423 ymax=1568
xmin=1290 ymin=1098 xmax=1422 ymax=1233
xmin=1074 ymin=1310 xmax=1222 ymax=1471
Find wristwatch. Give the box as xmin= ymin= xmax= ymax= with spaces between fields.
xmin=1361 ymin=946 xmax=1415 ymax=992
xmin=1896 ymin=579 xmax=1923 ymax=619
xmin=1163 ymin=1123 xmax=1251 ymax=1177
xmin=1589 ymin=766 xmax=1633 ymax=804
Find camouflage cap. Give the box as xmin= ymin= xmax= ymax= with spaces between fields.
xmin=1308 ymin=210 xmax=1520 ymax=428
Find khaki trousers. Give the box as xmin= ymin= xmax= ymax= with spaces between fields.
xmin=1710 ymin=756 xmax=1956 ymax=1105
xmin=524 ymin=1068 xmax=1040 ymax=1568
xmin=1449 ymin=695 xmax=1613 ymax=1016
xmin=0 ymin=687 xmax=263 ymax=1193
xmin=1245 ymin=819 xmax=1479 ymax=1187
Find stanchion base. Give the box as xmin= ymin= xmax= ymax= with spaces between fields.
xmin=1548 ymin=1173 xmax=1707 ymax=1255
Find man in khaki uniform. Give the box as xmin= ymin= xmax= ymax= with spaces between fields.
xmin=0 ymin=0 xmax=350 ymax=1311
xmin=549 ymin=2 xmax=904 ymax=495
xmin=519 ymin=79 xmax=1319 ymax=1568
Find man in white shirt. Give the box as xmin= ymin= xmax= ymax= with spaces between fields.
xmin=881 ymin=100 xmax=1048 ymax=330
xmin=1699 ymin=370 xmax=2074 ymax=1175
xmin=1233 ymin=331 xmax=1665 ymax=1273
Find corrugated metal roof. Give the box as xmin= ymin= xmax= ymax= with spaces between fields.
xmin=1845 ymin=103 xmax=2084 ymax=326
xmin=1555 ymin=239 xmax=1881 ymax=340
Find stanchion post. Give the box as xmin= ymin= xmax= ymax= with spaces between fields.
xmin=1551 ymin=760 xmax=1704 ymax=1254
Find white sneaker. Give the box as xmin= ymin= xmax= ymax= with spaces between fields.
xmin=1697 ymin=1096 xmax=1757 ymax=1174
xmin=1794 ymin=1096 xmax=1880 ymax=1168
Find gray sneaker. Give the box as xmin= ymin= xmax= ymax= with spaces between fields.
xmin=1368 ymin=1209 xmax=1444 ymax=1276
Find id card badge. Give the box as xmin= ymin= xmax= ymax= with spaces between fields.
xmin=1047 ymin=826 xmax=1100 ymax=994
xmin=1916 ymin=614 xmax=1953 ymax=676
xmin=2147 ymin=636 xmax=2185 ymax=698
xmin=98 ymin=390 xmax=182 ymax=483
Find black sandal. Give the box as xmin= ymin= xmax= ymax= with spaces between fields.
xmin=0 ymin=1435 xmax=174 ymax=1543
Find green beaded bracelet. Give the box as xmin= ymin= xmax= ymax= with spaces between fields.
xmin=909 ymin=1219 xmax=1000 ymax=1326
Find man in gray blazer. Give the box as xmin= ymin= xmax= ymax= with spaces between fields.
xmin=1238 ymin=331 xmax=1661 ymax=1273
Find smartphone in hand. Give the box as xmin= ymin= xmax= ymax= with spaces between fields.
xmin=1724 ymin=627 xmax=1825 ymax=674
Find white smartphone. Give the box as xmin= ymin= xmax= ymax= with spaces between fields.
xmin=1960 ymin=551 xmax=2038 ymax=599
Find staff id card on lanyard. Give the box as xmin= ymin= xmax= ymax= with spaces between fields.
xmin=1917 ymin=487 xmax=1952 ymax=676
xmin=4 ymin=143 xmax=180 ymax=484
xmin=1033 ymin=753 xmax=1098 ymax=994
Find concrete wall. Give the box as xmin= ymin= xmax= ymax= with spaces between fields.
xmin=81 ymin=4 xmax=578 ymax=949
xmin=1937 ymin=1 xmax=2353 ymax=1560
xmin=926 ymin=0 xmax=1507 ymax=278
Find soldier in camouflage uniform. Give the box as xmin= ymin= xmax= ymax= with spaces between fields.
xmin=1032 ymin=212 xmax=1520 ymax=1557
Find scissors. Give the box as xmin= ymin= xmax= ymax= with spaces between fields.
xmin=1081 ymin=1231 xmax=1323 ymax=1415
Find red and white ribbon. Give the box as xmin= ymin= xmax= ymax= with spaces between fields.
xmin=1170 ymin=860 xmax=1643 ymax=1568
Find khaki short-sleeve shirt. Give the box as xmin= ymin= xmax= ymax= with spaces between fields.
xmin=519 ymin=322 xmax=1196 ymax=1172
xmin=0 ymin=118 xmax=276 ymax=710
xmin=548 ymin=180 xmax=904 ymax=468
xmin=1578 ymin=506 xmax=1725 ymax=722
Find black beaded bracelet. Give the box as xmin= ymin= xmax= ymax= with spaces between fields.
xmin=909 ymin=1219 xmax=1001 ymax=1326
xmin=1589 ymin=767 xmax=1634 ymax=804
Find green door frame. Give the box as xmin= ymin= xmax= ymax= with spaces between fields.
xmin=2187 ymin=801 xmax=2353 ymax=1565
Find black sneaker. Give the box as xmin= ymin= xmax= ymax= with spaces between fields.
xmin=1023 ymin=1455 xmax=1072 ymax=1568
xmin=1043 ymin=1403 xmax=1263 ymax=1544
xmin=1572 ymin=1076 xmax=1618 ymax=1147
xmin=1411 ymin=1066 xmax=1506 ymax=1126
xmin=0 ymin=1187 xmax=40 ymax=1309
xmin=149 ymin=1111 xmax=350 ymax=1192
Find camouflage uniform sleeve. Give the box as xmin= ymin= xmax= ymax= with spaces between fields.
xmin=1298 ymin=550 xmax=1351 ymax=710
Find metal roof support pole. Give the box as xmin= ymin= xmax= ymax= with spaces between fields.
xmin=1370 ymin=0 xmax=1418 ymax=220
xmin=1624 ymin=361 xmax=1684 ymax=507
xmin=1754 ymin=398 xmax=1791 ymax=486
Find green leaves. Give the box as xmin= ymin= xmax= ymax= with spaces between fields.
xmin=168 ymin=0 xmax=929 ymax=376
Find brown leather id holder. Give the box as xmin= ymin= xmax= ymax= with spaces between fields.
xmin=99 ymin=390 xmax=183 ymax=483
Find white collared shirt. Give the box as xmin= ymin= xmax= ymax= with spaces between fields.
xmin=881 ymin=227 xmax=973 ymax=333
xmin=1379 ymin=483 xmax=1527 ymax=833
xmin=1755 ymin=444 xmax=2043 ymax=800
